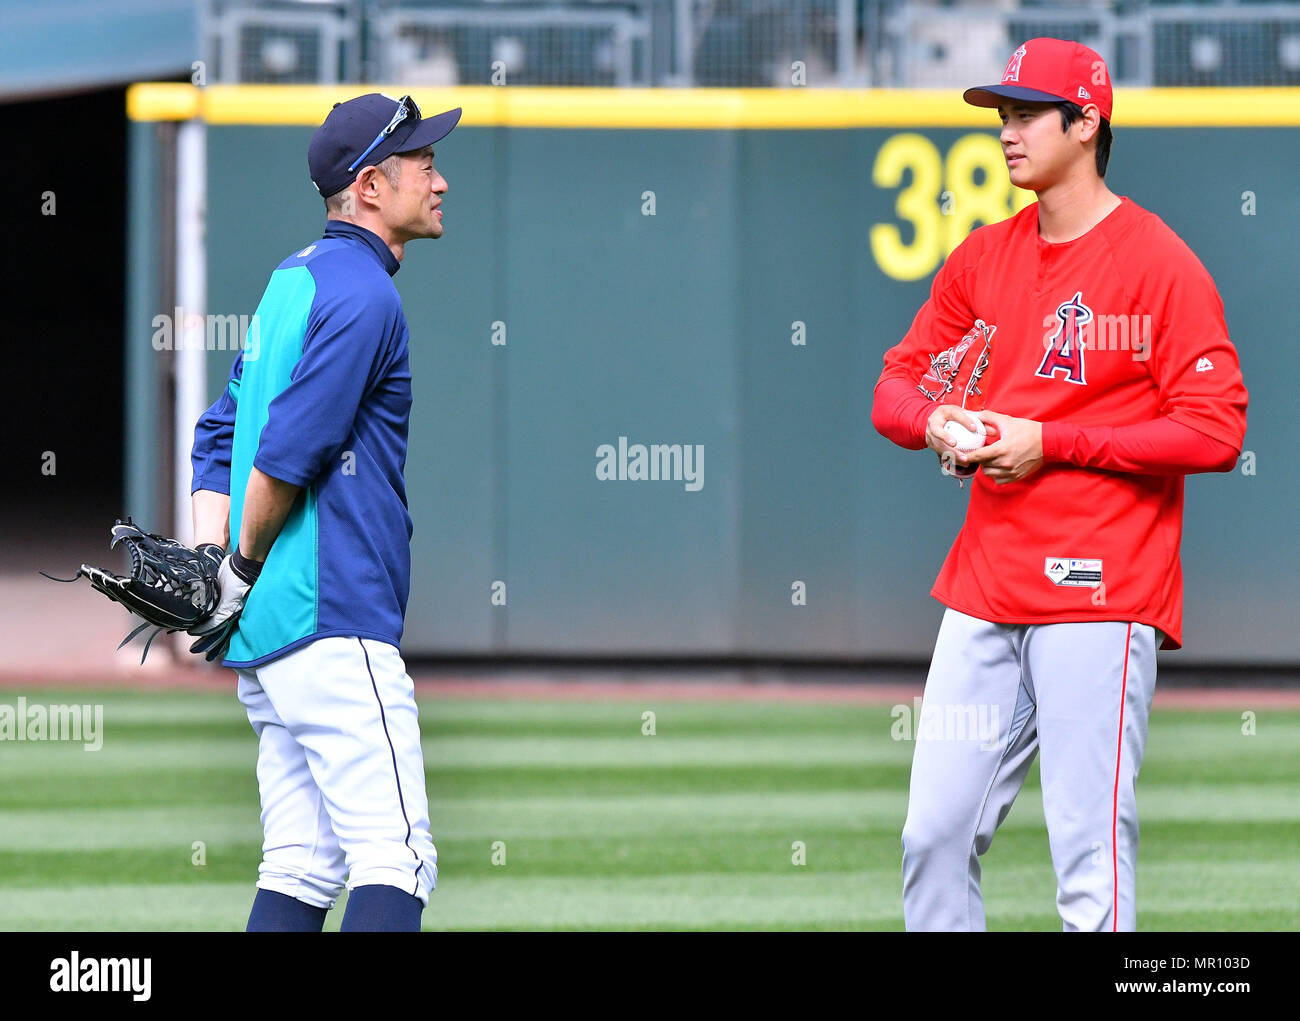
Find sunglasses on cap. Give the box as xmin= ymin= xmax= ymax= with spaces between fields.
xmin=347 ymin=94 xmax=421 ymax=174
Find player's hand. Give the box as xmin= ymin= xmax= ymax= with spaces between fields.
xmin=187 ymin=550 xmax=262 ymax=662
xmin=923 ymin=405 xmax=985 ymax=475
xmin=965 ymin=410 xmax=1044 ymax=485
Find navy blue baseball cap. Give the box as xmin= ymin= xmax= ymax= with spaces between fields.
xmin=309 ymin=93 xmax=461 ymax=199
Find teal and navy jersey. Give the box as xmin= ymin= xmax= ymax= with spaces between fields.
xmin=191 ymin=220 xmax=414 ymax=668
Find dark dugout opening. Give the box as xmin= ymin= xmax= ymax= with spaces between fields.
xmin=0 ymin=86 xmax=126 ymax=570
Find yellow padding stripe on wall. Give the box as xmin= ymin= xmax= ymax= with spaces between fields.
xmin=127 ymin=83 xmax=1300 ymax=128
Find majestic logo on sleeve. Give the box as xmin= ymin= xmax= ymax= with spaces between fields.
xmin=1036 ymin=291 xmax=1092 ymax=385
xmin=1003 ymin=45 xmax=1028 ymax=83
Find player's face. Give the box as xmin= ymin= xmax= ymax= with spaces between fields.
xmin=998 ymin=102 xmax=1071 ymax=190
xmin=384 ymin=148 xmax=448 ymax=242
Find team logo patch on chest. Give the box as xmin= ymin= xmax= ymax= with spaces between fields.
xmin=1036 ymin=291 xmax=1093 ymax=385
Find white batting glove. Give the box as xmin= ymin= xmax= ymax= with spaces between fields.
xmin=188 ymin=550 xmax=262 ymax=661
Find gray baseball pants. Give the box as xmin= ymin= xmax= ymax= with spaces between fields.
xmin=901 ymin=607 xmax=1160 ymax=931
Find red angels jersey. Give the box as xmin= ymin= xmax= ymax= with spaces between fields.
xmin=878 ymin=197 xmax=1248 ymax=649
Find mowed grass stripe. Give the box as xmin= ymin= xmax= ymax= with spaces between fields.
xmin=10 ymin=730 xmax=1293 ymax=776
xmin=2 ymin=783 xmax=1296 ymax=852
xmin=0 ymin=791 xmax=902 ymax=850
xmin=419 ymin=785 xmax=1300 ymax=835
xmin=0 ymin=883 xmax=258 ymax=932
xmin=8 ymin=690 xmax=1296 ymax=724
xmin=1 ymin=818 xmax=1294 ymax=893
xmin=0 ymin=767 xmax=257 ymax=810
xmin=4 ymin=691 xmax=894 ymax=734
xmin=0 ymin=764 xmax=915 ymax=807
xmin=3 ymin=866 xmax=1291 ymax=932
xmin=420 ymin=861 xmax=1300 ymax=932
xmin=0 ymin=734 xmax=897 ymax=777
xmin=0 ymin=806 xmax=263 ymax=851
xmin=6 ymin=692 xmax=1298 ymax=754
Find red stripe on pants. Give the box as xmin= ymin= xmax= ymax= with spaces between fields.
xmin=1111 ymin=622 xmax=1133 ymax=932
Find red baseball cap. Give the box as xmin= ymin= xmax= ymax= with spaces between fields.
xmin=964 ymin=37 xmax=1113 ymax=122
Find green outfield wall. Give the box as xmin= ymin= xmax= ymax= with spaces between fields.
xmin=126 ymin=86 xmax=1300 ymax=663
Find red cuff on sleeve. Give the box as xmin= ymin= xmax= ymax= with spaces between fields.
xmin=1043 ymin=417 xmax=1240 ymax=475
xmin=872 ymin=378 xmax=934 ymax=450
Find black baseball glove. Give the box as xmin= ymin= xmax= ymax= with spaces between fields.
xmin=42 ymin=518 xmax=226 ymax=664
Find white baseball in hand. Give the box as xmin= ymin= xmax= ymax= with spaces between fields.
xmin=943 ymin=417 xmax=987 ymax=452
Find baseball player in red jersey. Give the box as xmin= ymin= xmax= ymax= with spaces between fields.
xmin=871 ymin=38 xmax=1249 ymax=931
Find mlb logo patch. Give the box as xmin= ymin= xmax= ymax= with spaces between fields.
xmin=1045 ymin=557 xmax=1103 ymax=587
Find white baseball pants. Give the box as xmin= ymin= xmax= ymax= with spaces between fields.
xmin=901 ymin=608 xmax=1159 ymax=931
xmin=235 ymin=637 xmax=438 ymax=909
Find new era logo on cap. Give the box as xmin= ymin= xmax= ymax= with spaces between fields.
xmin=966 ymin=37 xmax=1114 ymax=122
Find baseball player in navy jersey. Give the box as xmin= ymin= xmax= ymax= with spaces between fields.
xmin=872 ymin=40 xmax=1247 ymax=931
xmin=188 ymin=93 xmax=460 ymax=931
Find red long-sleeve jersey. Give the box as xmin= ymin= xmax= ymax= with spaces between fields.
xmin=872 ymin=197 xmax=1249 ymax=650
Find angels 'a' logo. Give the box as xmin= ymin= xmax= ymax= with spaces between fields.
xmin=1003 ymin=45 xmax=1028 ymax=83
xmin=1036 ymin=291 xmax=1092 ymax=385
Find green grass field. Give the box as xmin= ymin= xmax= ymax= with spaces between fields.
xmin=0 ymin=688 xmax=1296 ymax=931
